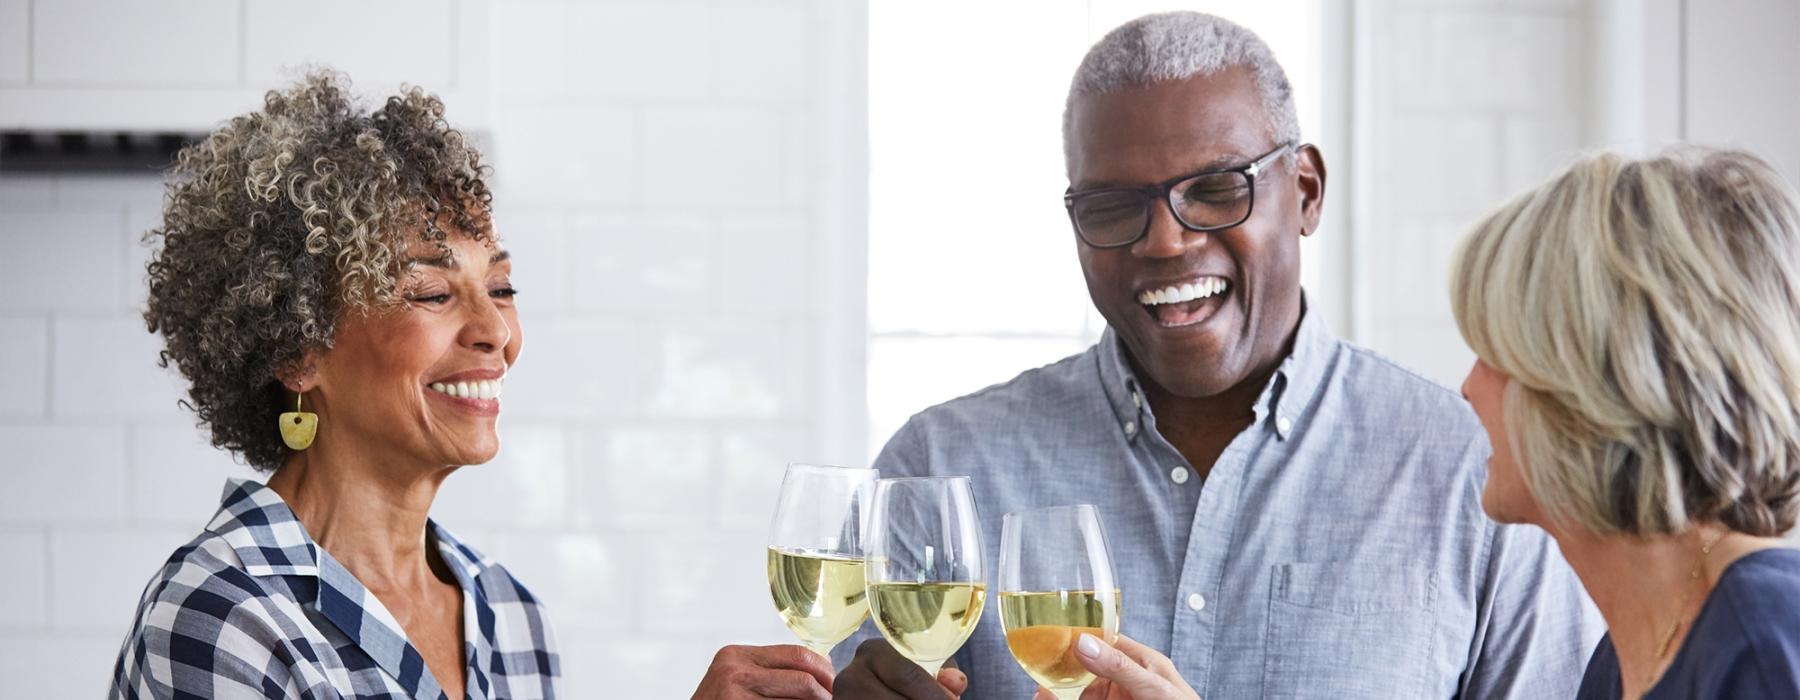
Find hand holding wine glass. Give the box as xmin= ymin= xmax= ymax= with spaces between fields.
xmin=999 ymin=504 xmax=1122 ymax=699
xmin=865 ymin=476 xmax=988 ymax=679
xmin=1029 ymin=634 xmax=1202 ymax=700
xmin=694 ymin=463 xmax=876 ymax=699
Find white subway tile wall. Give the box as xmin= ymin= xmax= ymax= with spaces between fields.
xmin=0 ymin=1 xmax=847 ymax=697
xmin=1358 ymin=0 xmax=1589 ymax=387
xmin=0 ymin=0 xmax=26 ymax=85
xmin=0 ymin=530 xmax=47 ymax=629
xmin=31 ymin=0 xmax=241 ymax=86
xmin=0 ymin=317 xmax=48 ymax=417
xmin=242 ymin=0 xmax=455 ymax=86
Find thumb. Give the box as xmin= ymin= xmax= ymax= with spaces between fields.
xmin=1033 ymin=688 xmax=1056 ymax=700
xmin=1072 ymin=633 xmax=1167 ymax=697
xmin=938 ymin=666 xmax=969 ymax=697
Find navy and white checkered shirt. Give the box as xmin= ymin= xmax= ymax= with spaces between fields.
xmin=110 ymin=479 xmax=560 ymax=699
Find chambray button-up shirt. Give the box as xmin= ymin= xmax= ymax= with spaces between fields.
xmin=839 ymin=309 xmax=1601 ymax=698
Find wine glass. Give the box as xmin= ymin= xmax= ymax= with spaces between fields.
xmin=998 ymin=504 xmax=1121 ymax=700
xmin=864 ymin=476 xmax=987 ymax=678
xmin=767 ymin=463 xmax=879 ymax=659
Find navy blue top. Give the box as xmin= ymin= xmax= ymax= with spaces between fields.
xmin=1577 ymin=547 xmax=1800 ymax=699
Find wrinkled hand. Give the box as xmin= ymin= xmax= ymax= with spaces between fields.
xmin=692 ymin=644 xmax=836 ymax=700
xmin=832 ymin=638 xmax=968 ymax=699
xmin=1030 ymin=634 xmax=1201 ymax=700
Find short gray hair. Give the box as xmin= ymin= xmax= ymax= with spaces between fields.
xmin=1451 ymin=147 xmax=1800 ymax=537
xmin=1064 ymin=11 xmax=1301 ymax=167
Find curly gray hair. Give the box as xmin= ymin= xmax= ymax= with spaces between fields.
xmin=144 ymin=69 xmax=493 ymax=472
xmin=1064 ymin=11 xmax=1300 ymax=167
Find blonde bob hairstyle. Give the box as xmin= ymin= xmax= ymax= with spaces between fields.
xmin=1452 ymin=146 xmax=1800 ymax=537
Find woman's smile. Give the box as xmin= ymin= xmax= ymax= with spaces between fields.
xmin=424 ymin=368 xmax=507 ymax=417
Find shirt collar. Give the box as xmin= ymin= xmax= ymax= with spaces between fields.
xmin=207 ymin=478 xmax=320 ymax=577
xmin=1096 ymin=294 xmax=1337 ymax=442
xmin=207 ymin=478 xmax=497 ymax=583
xmin=204 ymin=478 xmax=501 ymax=700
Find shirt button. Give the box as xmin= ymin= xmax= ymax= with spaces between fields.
xmin=1170 ymin=467 xmax=1190 ymax=484
xmin=1276 ymin=415 xmax=1294 ymax=437
xmin=1124 ymin=421 xmax=1138 ymax=436
xmin=1186 ymin=593 xmax=1206 ymax=612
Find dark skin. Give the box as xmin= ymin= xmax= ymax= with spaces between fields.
xmin=696 ymin=68 xmax=1326 ymax=699
xmin=1072 ymin=66 xmax=1325 ymax=480
xmin=269 ymin=232 xmax=522 ymax=699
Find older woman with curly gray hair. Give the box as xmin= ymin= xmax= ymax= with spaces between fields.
xmin=109 ymin=71 xmax=557 ymax=699
xmin=1454 ymin=147 xmax=1800 ymax=699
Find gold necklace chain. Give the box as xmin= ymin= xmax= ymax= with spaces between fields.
xmin=1645 ymin=529 xmax=1728 ymax=688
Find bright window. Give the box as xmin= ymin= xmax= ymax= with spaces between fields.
xmin=867 ymin=1 xmax=1324 ymax=455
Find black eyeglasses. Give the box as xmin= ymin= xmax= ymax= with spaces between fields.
xmin=1063 ymin=142 xmax=1296 ymax=248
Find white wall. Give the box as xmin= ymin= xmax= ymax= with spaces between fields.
xmin=0 ymin=0 xmax=491 ymax=131
xmin=1681 ymin=0 xmax=1800 ymax=182
xmin=0 ymin=1 xmax=865 ymax=697
xmin=1349 ymin=0 xmax=1592 ymax=385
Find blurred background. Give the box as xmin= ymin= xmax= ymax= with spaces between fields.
xmin=0 ymin=0 xmax=1795 ymax=696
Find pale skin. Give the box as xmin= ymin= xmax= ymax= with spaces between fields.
xmin=1031 ymin=635 xmax=1201 ymax=700
xmin=267 ymin=231 xmax=522 ymax=699
xmin=1460 ymin=359 xmax=1788 ymax=699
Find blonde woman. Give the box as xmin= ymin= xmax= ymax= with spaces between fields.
xmin=1451 ymin=147 xmax=1800 ymax=699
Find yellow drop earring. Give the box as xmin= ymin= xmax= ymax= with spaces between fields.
xmin=279 ymin=392 xmax=318 ymax=451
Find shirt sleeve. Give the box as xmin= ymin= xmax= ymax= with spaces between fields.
xmin=1715 ymin=577 xmax=1800 ymax=700
xmin=1455 ymin=437 xmax=1605 ymax=698
xmin=829 ymin=416 xmax=934 ymax=671
xmin=111 ymin=564 xmax=308 ymax=699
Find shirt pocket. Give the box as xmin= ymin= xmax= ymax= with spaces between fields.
xmin=1262 ymin=562 xmax=1439 ymax=699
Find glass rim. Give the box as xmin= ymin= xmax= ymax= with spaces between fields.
xmin=875 ymin=475 xmax=972 ymax=483
xmin=1001 ymin=503 xmax=1099 ymax=520
xmin=784 ymin=461 xmax=875 ymax=473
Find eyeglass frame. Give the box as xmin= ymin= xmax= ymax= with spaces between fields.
xmin=1062 ymin=141 xmax=1298 ymax=249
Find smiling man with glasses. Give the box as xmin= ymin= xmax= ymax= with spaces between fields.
xmin=693 ymin=11 xmax=1600 ymax=700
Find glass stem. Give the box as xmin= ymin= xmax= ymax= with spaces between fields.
xmin=1050 ymin=687 xmax=1086 ymax=700
xmin=916 ymin=658 xmax=946 ymax=679
xmin=803 ymin=641 xmax=836 ymax=661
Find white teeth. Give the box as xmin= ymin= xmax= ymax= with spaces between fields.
xmin=428 ymin=378 xmax=505 ymax=400
xmin=1138 ymin=277 xmax=1231 ymax=306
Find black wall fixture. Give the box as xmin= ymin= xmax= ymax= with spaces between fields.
xmin=0 ymin=131 xmax=205 ymax=174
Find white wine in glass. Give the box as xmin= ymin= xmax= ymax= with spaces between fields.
xmin=767 ymin=463 xmax=878 ymax=658
xmin=998 ymin=504 xmax=1121 ymax=700
xmin=865 ymin=476 xmax=987 ymax=678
